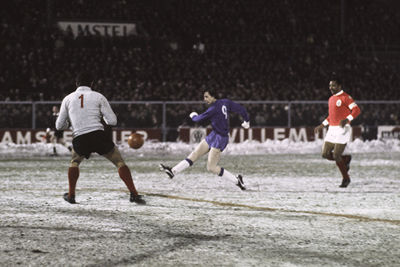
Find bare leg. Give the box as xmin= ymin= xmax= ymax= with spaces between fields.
xmin=333 ymin=143 xmax=351 ymax=187
xmin=322 ymin=141 xmax=351 ymax=187
xmin=207 ymin=148 xmax=222 ymax=174
xmin=321 ymin=141 xmax=335 ymax=160
xmin=332 ymin=143 xmax=346 ymax=163
xmin=103 ymin=146 xmax=126 ymax=168
xmin=70 ymin=149 xmax=85 ymax=167
xmin=171 ymin=140 xmax=210 ymax=175
xmin=208 ymin=148 xmax=244 ymax=189
xmin=187 ymin=140 xmax=210 ymax=162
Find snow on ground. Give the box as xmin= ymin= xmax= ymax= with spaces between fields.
xmin=0 ymin=139 xmax=399 ymax=266
xmin=1 ymin=138 xmax=400 ymax=157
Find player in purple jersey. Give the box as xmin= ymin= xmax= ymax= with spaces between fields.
xmin=160 ymin=90 xmax=250 ymax=190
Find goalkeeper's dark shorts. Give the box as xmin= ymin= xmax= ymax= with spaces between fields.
xmin=72 ymin=130 xmax=115 ymax=159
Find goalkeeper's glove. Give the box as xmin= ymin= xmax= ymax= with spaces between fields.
xmin=241 ymin=121 xmax=250 ymax=129
xmin=189 ymin=112 xmax=198 ymax=119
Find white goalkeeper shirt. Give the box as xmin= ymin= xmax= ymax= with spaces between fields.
xmin=56 ymin=86 xmax=117 ymax=138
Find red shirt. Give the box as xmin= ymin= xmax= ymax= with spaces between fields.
xmin=325 ymin=90 xmax=361 ymax=126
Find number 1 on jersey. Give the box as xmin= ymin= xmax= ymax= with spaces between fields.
xmin=79 ymin=94 xmax=84 ymax=108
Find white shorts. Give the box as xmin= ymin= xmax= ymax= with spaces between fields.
xmin=324 ymin=125 xmax=352 ymax=144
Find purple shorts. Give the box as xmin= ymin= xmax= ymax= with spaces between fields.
xmin=205 ymin=131 xmax=229 ymax=151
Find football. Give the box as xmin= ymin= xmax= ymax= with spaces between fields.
xmin=127 ymin=133 xmax=144 ymax=149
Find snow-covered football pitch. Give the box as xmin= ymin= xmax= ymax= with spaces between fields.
xmin=0 ymin=140 xmax=399 ymax=266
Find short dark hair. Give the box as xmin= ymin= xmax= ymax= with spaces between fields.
xmin=76 ymin=72 xmax=95 ymax=86
xmin=330 ymin=73 xmax=342 ymax=85
xmin=204 ymin=89 xmax=218 ymax=98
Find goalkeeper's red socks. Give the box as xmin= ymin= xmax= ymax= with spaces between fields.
xmin=67 ymin=166 xmax=138 ymax=199
xmin=68 ymin=166 xmax=79 ymax=197
xmin=118 ymin=165 xmax=138 ymax=196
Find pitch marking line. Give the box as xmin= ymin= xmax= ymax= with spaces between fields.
xmin=144 ymin=192 xmax=400 ymax=225
xmin=5 ymin=187 xmax=398 ymax=225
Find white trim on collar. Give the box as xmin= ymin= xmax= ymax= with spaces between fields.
xmin=76 ymin=86 xmax=92 ymax=91
xmin=335 ymin=90 xmax=344 ymax=96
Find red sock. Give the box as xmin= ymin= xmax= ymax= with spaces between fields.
xmin=336 ymin=159 xmax=350 ymax=180
xmin=118 ymin=165 xmax=138 ymax=195
xmin=68 ymin=167 xmax=79 ymax=197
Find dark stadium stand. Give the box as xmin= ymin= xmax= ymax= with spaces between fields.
xmin=1 ymin=0 xmax=399 ymax=128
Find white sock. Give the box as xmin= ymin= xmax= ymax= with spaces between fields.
xmin=220 ymin=168 xmax=238 ymax=184
xmin=172 ymin=160 xmax=190 ymax=175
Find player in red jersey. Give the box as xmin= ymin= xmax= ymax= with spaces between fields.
xmin=314 ymin=77 xmax=361 ymax=187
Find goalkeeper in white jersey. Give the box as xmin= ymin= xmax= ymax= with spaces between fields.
xmin=56 ymin=72 xmax=145 ymax=204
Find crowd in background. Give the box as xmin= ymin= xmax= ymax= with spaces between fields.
xmin=1 ymin=0 xmax=399 ymax=133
